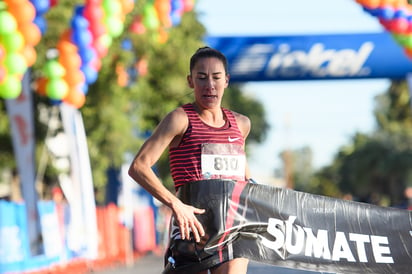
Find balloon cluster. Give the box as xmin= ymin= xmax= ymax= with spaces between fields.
xmin=0 ymin=0 xmax=42 ymax=99
xmin=1 ymin=0 xmax=194 ymax=105
xmin=356 ymin=0 xmax=412 ymax=58
xmin=118 ymin=0 xmax=194 ymax=87
xmin=37 ymin=0 xmax=135 ymax=108
xmin=130 ymin=0 xmax=195 ymax=43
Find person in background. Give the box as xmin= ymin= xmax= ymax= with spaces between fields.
xmin=128 ymin=47 xmax=252 ymax=274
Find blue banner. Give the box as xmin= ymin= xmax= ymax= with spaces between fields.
xmin=0 ymin=201 xmax=30 ymax=273
xmin=205 ymin=32 xmax=412 ymax=81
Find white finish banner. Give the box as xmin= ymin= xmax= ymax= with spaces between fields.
xmin=60 ymin=103 xmax=98 ymax=259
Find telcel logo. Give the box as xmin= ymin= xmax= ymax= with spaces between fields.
xmin=231 ymin=42 xmax=374 ymax=78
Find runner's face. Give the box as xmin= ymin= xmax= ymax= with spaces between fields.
xmin=188 ymin=57 xmax=229 ymax=109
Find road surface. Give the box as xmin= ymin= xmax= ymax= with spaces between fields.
xmin=93 ymin=253 xmax=333 ymax=274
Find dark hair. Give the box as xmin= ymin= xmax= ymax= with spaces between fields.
xmin=189 ymin=46 xmax=228 ymax=75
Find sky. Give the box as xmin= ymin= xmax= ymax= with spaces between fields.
xmin=195 ymin=0 xmax=391 ymax=182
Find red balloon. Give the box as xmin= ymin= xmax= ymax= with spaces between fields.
xmin=389 ymin=18 xmax=409 ymax=34
xmin=92 ymin=39 xmax=108 ymax=58
xmin=130 ymin=16 xmax=146 ymax=34
xmin=89 ymin=21 xmax=106 ymax=38
xmin=83 ymin=4 xmax=104 ymax=21
xmin=0 ymin=44 xmax=5 ymax=61
xmin=49 ymin=0 xmax=59 ymax=7
xmin=85 ymin=0 xmax=102 ymax=5
xmin=89 ymin=56 xmax=101 ymax=71
xmin=0 ymin=64 xmax=7 ymax=83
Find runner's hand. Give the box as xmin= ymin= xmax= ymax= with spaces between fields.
xmin=172 ymin=201 xmax=205 ymax=242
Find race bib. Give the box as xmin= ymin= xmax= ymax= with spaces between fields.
xmin=201 ymin=143 xmax=246 ymax=181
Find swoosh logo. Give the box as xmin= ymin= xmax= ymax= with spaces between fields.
xmin=228 ymin=137 xmax=241 ymax=142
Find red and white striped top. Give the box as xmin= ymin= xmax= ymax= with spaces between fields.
xmin=169 ymin=103 xmax=245 ymax=190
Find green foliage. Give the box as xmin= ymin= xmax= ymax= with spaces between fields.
xmin=374 ymin=80 xmax=412 ymax=133
xmin=0 ymin=100 xmax=14 ymax=170
xmin=222 ymin=85 xmax=269 ymax=144
xmin=131 ymin=11 xmax=206 ymax=130
xmin=312 ymin=80 xmax=412 ymax=207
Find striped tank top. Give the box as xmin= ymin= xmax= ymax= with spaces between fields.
xmin=169 ymin=103 xmax=245 ymax=190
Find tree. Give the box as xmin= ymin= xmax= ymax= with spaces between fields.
xmin=313 ymin=80 xmax=412 ymax=207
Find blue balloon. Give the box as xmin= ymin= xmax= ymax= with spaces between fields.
xmin=79 ymin=83 xmax=89 ymax=95
xmin=378 ymin=7 xmax=396 ymax=20
xmin=81 ymin=65 xmax=98 ymax=85
xmin=49 ymin=99 xmax=62 ymax=106
xmin=74 ymin=5 xmax=85 ymax=16
xmin=30 ymin=0 xmax=50 ymax=16
xmin=170 ymin=11 xmax=182 ymax=26
xmin=79 ymin=47 xmax=97 ymax=65
xmin=33 ymin=16 xmax=47 ymax=34
xmin=394 ymin=8 xmax=408 ymax=19
xmin=363 ymin=7 xmax=379 ymax=17
xmin=72 ymin=28 xmax=92 ymax=49
xmin=71 ymin=15 xmax=89 ymax=30
xmin=121 ymin=39 xmax=133 ymax=51
xmin=171 ymin=0 xmax=183 ymax=13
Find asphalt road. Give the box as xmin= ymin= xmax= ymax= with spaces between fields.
xmin=93 ymin=253 xmax=334 ymax=274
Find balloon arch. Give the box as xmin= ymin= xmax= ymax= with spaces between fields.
xmin=1 ymin=0 xmax=412 ymax=103
xmin=0 ymin=0 xmax=194 ymax=107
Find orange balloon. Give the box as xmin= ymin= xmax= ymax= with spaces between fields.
xmin=21 ymin=45 xmax=37 ymax=67
xmin=404 ymin=47 xmax=412 ymax=59
xmin=59 ymin=51 xmax=82 ymax=70
xmin=57 ymin=30 xmax=78 ymax=54
xmin=158 ymin=27 xmax=169 ymax=43
xmin=357 ymin=0 xmax=381 ymax=9
xmin=120 ymin=0 xmax=135 ymax=14
xmin=18 ymin=22 xmax=41 ymax=46
xmin=63 ymin=88 xmax=86 ymax=109
xmin=63 ymin=69 xmax=85 ymax=86
xmin=155 ymin=0 xmax=172 ymax=28
xmin=35 ymin=77 xmax=48 ymax=96
xmin=4 ymin=0 xmax=25 ymax=5
xmin=136 ymin=58 xmax=148 ymax=76
xmin=8 ymin=0 xmax=36 ymax=24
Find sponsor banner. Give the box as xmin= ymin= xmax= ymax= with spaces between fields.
xmin=37 ymin=201 xmax=64 ymax=258
xmin=164 ymin=180 xmax=412 ymax=274
xmin=5 ymin=72 xmax=41 ymax=255
xmin=0 ymin=201 xmax=30 ymax=273
xmin=205 ymin=32 xmax=412 ymax=81
xmin=60 ymin=103 xmax=98 ymax=259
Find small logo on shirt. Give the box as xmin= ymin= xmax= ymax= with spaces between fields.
xmin=228 ymin=137 xmax=241 ymax=142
